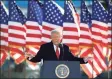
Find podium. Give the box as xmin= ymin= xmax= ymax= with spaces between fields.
xmin=40 ymin=61 xmax=81 ymax=78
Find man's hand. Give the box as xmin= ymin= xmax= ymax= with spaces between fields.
xmin=84 ymin=57 xmax=93 ymax=63
xmin=25 ymin=53 xmax=34 ymax=60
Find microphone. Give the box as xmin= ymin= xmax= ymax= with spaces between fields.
xmin=58 ymin=43 xmax=63 ymax=48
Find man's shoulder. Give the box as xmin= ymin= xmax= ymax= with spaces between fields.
xmin=41 ymin=42 xmax=51 ymax=47
xmin=63 ymin=44 xmax=69 ymax=48
xmin=41 ymin=42 xmax=69 ymax=48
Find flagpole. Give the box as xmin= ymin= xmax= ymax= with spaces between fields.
xmin=107 ymin=48 xmax=111 ymax=79
xmin=107 ymin=48 xmax=109 ymax=79
xmin=108 ymin=66 xmax=110 ymax=79
xmin=91 ymin=43 xmax=94 ymax=78
xmin=108 ymin=0 xmax=111 ymax=78
xmin=91 ymin=0 xmax=94 ymax=78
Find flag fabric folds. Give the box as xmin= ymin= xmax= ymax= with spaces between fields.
xmin=8 ymin=0 xmax=26 ymax=64
xmin=107 ymin=1 xmax=112 ymax=71
xmin=79 ymin=0 xmax=92 ymax=49
xmin=0 ymin=0 xmax=111 ymax=78
xmin=0 ymin=50 xmax=8 ymax=66
xmin=41 ymin=0 xmax=63 ymax=43
xmin=0 ymin=2 xmax=8 ymax=50
xmin=79 ymin=0 xmax=94 ymax=78
xmin=91 ymin=0 xmax=108 ymax=76
xmin=92 ymin=0 xmax=108 ymax=47
xmin=63 ymin=0 xmax=79 ymax=56
xmin=0 ymin=2 xmax=8 ymax=66
xmin=26 ymin=0 xmax=42 ymax=56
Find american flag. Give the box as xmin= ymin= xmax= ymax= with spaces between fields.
xmin=79 ymin=0 xmax=92 ymax=52
xmin=107 ymin=1 xmax=112 ymax=71
xmin=63 ymin=1 xmax=79 ymax=56
xmin=0 ymin=2 xmax=8 ymax=66
xmin=92 ymin=0 xmax=108 ymax=47
xmin=69 ymin=1 xmax=80 ymax=32
xmin=0 ymin=50 xmax=8 ymax=66
xmin=41 ymin=0 xmax=63 ymax=43
xmin=0 ymin=1 xmax=8 ymax=51
xmin=37 ymin=0 xmax=43 ymax=8
xmin=79 ymin=0 xmax=94 ymax=78
xmin=16 ymin=4 xmax=26 ymax=25
xmin=26 ymin=0 xmax=42 ymax=56
xmin=8 ymin=1 xmax=26 ymax=64
xmin=91 ymin=0 xmax=107 ymax=76
xmin=79 ymin=1 xmax=101 ymax=78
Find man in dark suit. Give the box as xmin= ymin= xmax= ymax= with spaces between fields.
xmin=27 ymin=29 xmax=91 ymax=64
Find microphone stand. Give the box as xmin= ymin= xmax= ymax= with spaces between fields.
xmin=59 ymin=43 xmax=64 ymax=60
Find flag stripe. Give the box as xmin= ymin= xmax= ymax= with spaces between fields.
xmin=81 ymin=64 xmax=93 ymax=78
xmin=89 ymin=60 xmax=101 ymax=75
xmin=9 ymin=25 xmax=26 ymax=32
xmin=10 ymin=47 xmax=25 ymax=64
xmin=26 ymin=47 xmax=40 ymax=56
xmin=42 ymin=34 xmax=51 ymax=39
xmin=63 ymin=39 xmax=79 ymax=44
xmin=63 ymin=27 xmax=78 ymax=31
xmin=108 ymin=24 xmax=112 ymax=47
xmin=1 ymin=37 xmax=8 ymax=42
xmin=42 ymin=25 xmax=54 ymax=31
xmin=0 ymin=24 xmax=8 ymax=49
xmin=80 ymin=48 xmax=92 ymax=57
xmin=9 ymin=33 xmax=25 ymax=39
xmin=63 ymin=35 xmax=79 ymax=39
xmin=63 ymin=31 xmax=79 ymax=36
xmin=0 ymin=50 xmax=8 ymax=66
xmin=26 ymin=34 xmax=41 ymax=38
xmin=94 ymin=44 xmax=107 ymax=70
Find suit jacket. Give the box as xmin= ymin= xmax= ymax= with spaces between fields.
xmin=29 ymin=41 xmax=85 ymax=64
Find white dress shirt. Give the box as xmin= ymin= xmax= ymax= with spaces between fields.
xmin=53 ymin=45 xmax=60 ymax=54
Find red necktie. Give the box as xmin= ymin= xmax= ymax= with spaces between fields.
xmin=56 ymin=46 xmax=60 ymax=59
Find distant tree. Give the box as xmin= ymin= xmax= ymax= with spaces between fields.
xmin=100 ymin=0 xmax=111 ymax=9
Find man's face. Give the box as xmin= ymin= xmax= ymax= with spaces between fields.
xmin=51 ymin=32 xmax=62 ymax=46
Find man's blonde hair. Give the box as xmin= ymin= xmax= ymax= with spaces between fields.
xmin=51 ymin=27 xmax=63 ymax=36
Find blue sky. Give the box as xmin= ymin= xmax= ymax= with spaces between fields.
xmin=2 ymin=0 xmax=92 ymax=15
xmin=3 ymin=0 xmax=92 ymax=8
